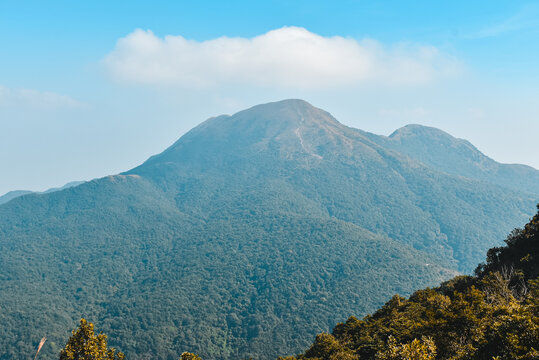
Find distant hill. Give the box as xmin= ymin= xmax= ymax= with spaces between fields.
xmin=0 ymin=180 xmax=85 ymax=205
xmin=0 ymin=189 xmax=33 ymax=205
xmin=0 ymin=100 xmax=537 ymax=360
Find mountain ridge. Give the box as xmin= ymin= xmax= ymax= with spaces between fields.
xmin=0 ymin=180 xmax=85 ymax=205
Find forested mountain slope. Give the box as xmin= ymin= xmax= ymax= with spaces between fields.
xmin=128 ymin=100 xmax=536 ymax=272
xmin=0 ymin=176 xmax=453 ymax=360
xmin=285 ymin=205 xmax=539 ymax=360
xmin=0 ymin=100 xmax=537 ymax=359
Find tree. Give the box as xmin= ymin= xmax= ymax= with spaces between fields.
xmin=376 ymin=336 xmax=437 ymax=360
xmin=59 ymin=318 xmax=124 ymax=360
xmin=179 ymin=352 xmax=203 ymax=360
xmin=303 ymin=333 xmax=358 ymax=360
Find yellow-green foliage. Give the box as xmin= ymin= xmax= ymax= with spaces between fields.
xmin=59 ymin=319 xmax=124 ymax=360
xmin=301 ymin=333 xmax=359 ymax=360
xmin=179 ymin=352 xmax=203 ymax=360
xmin=375 ymin=336 xmax=436 ymax=360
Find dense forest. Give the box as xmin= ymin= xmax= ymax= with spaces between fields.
xmin=278 ymin=204 xmax=539 ymax=360
xmin=60 ymin=204 xmax=538 ymax=360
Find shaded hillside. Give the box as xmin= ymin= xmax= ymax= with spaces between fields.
xmin=283 ymin=205 xmax=539 ymax=360
xmin=0 ymin=100 xmax=537 ymax=359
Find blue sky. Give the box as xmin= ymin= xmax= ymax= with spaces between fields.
xmin=1 ymin=1 xmax=538 ymax=194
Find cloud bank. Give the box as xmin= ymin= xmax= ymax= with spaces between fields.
xmin=103 ymin=27 xmax=460 ymax=89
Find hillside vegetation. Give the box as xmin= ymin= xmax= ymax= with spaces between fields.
xmin=0 ymin=177 xmax=453 ymax=359
xmin=58 ymin=204 xmax=539 ymax=360
xmin=282 ymin=205 xmax=539 ymax=360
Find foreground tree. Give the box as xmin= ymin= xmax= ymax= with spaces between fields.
xmin=59 ymin=318 xmax=124 ymax=360
xmin=179 ymin=352 xmax=202 ymax=360
xmin=375 ymin=336 xmax=436 ymax=360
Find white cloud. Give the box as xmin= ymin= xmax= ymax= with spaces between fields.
xmin=103 ymin=27 xmax=460 ymax=89
xmin=0 ymin=85 xmax=85 ymax=110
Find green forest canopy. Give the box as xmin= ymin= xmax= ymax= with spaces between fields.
xmin=58 ymin=205 xmax=539 ymax=360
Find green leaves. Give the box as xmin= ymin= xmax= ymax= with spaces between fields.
xmin=179 ymin=352 xmax=202 ymax=360
xmin=59 ymin=319 xmax=124 ymax=360
xmin=375 ymin=336 xmax=436 ymax=360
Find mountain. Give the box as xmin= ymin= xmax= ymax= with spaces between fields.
xmin=361 ymin=124 xmax=539 ymax=195
xmin=0 ymin=100 xmax=537 ymax=360
xmin=0 ymin=189 xmax=33 ymax=205
xmin=0 ymin=180 xmax=85 ymax=205
xmin=42 ymin=181 xmax=86 ymax=194
xmin=129 ymin=100 xmax=536 ymax=271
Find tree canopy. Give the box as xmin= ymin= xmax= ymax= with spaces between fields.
xmin=56 ymin=205 xmax=539 ymax=360
xmin=59 ymin=319 xmax=124 ymax=360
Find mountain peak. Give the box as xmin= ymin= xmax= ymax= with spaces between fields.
xmin=140 ymin=99 xmax=351 ymax=168
xmin=390 ymin=124 xmax=458 ymax=141
xmin=229 ymin=98 xmax=341 ymax=129
xmin=378 ymin=123 xmax=539 ymax=194
xmin=388 ymin=123 xmax=484 ymax=160
xmin=181 ymin=99 xmax=342 ymax=141
xmin=247 ymin=98 xmax=314 ymax=110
